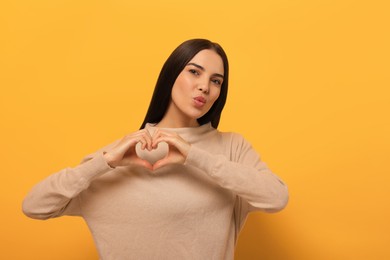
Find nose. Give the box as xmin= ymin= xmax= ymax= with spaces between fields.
xmin=197 ymin=80 xmax=209 ymax=94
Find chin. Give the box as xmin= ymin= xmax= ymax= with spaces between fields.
xmin=185 ymin=109 xmax=205 ymax=119
xmin=192 ymin=112 xmax=208 ymax=121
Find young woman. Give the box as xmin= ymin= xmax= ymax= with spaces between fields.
xmin=23 ymin=39 xmax=289 ymax=259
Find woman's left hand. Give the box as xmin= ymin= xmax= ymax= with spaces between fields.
xmin=151 ymin=129 xmax=191 ymax=170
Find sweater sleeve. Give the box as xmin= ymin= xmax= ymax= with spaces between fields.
xmin=22 ymin=150 xmax=114 ymax=220
xmin=184 ymin=133 xmax=289 ymax=214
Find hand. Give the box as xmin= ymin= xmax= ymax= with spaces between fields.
xmin=151 ymin=129 xmax=191 ymax=171
xmin=103 ymin=129 xmax=154 ymax=170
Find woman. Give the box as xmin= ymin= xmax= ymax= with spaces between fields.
xmin=23 ymin=39 xmax=289 ymax=259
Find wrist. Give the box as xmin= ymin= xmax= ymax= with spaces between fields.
xmin=103 ymin=152 xmax=116 ymax=169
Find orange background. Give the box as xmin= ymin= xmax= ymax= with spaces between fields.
xmin=1 ymin=0 xmax=389 ymax=259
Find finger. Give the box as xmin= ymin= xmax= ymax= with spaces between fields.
xmin=131 ymin=157 xmax=153 ymax=170
xmin=137 ymin=159 xmax=153 ymax=170
xmin=152 ymin=136 xmax=174 ymax=151
xmin=137 ymin=136 xmax=148 ymax=150
xmin=153 ymin=157 xmax=170 ymax=171
xmin=115 ymin=130 xmax=152 ymax=158
xmin=151 ymin=129 xmax=161 ymax=148
xmin=154 ymin=135 xmax=181 ymax=148
xmin=157 ymin=136 xmax=191 ymax=158
xmin=152 ymin=129 xmax=176 ymax=144
xmin=143 ymin=131 xmax=153 ymax=151
xmin=135 ymin=129 xmax=153 ymax=150
xmin=124 ymin=133 xmax=144 ymax=148
xmin=152 ymin=130 xmax=177 ymax=146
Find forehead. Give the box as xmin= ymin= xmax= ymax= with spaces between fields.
xmin=188 ymin=49 xmax=224 ymax=75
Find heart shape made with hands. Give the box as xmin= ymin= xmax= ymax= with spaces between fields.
xmin=135 ymin=141 xmax=169 ymax=165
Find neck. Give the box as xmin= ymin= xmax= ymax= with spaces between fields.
xmin=156 ymin=102 xmax=200 ymax=128
xmin=145 ymin=121 xmax=214 ymax=144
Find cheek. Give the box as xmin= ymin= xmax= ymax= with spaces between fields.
xmin=211 ymin=88 xmax=221 ymax=103
xmin=205 ymin=89 xmax=221 ymax=111
xmin=171 ymin=75 xmax=183 ymax=94
xmin=172 ymin=75 xmax=191 ymax=94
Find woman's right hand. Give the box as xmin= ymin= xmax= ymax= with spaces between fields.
xmin=103 ymin=129 xmax=153 ymax=170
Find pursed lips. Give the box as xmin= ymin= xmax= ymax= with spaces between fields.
xmin=194 ymin=96 xmax=206 ymax=104
xmin=193 ymin=96 xmax=207 ymax=108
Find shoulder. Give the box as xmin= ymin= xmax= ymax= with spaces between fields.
xmin=216 ymin=130 xmax=249 ymax=147
xmin=214 ymin=130 xmax=254 ymax=158
xmin=216 ymin=130 xmax=263 ymax=164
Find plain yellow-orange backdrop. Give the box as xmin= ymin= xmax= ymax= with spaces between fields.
xmin=1 ymin=0 xmax=389 ymax=259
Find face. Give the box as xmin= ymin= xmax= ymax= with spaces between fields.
xmin=164 ymin=49 xmax=224 ymax=127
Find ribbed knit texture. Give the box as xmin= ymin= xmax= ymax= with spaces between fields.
xmin=22 ymin=123 xmax=288 ymax=260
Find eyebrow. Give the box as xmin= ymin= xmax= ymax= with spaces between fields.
xmin=186 ymin=62 xmax=224 ymax=79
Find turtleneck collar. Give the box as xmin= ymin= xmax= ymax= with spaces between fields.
xmin=144 ymin=122 xmax=216 ymax=144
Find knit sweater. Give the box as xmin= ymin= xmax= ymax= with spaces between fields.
xmin=22 ymin=123 xmax=289 ymax=260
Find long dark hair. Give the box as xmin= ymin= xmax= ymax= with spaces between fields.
xmin=139 ymin=39 xmax=229 ymax=129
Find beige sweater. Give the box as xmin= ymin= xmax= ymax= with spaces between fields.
xmin=22 ymin=123 xmax=288 ymax=260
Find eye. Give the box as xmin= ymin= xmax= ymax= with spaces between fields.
xmin=189 ymin=69 xmax=200 ymax=75
xmin=211 ymin=78 xmax=222 ymax=86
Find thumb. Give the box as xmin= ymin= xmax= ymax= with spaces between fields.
xmin=132 ymin=157 xmax=154 ymax=170
xmin=152 ymin=157 xmax=171 ymax=171
xmin=119 ymin=156 xmax=153 ymax=170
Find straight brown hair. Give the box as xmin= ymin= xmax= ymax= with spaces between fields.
xmin=140 ymin=39 xmax=229 ymax=129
